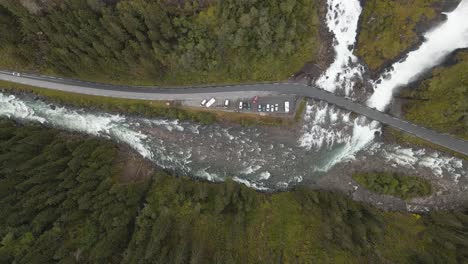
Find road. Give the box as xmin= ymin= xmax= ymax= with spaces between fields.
xmin=1 ymin=70 xmax=467 ymax=156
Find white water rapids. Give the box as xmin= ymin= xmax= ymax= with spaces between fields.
xmin=0 ymin=0 xmax=467 ymax=190
xmin=300 ymin=0 xmax=468 ymax=175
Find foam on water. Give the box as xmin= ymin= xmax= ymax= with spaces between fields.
xmin=233 ymin=177 xmax=269 ymax=191
xmin=0 ymin=93 xmax=46 ymax=123
xmin=366 ymin=144 xmax=466 ymax=183
xmin=315 ymin=118 xmax=379 ymax=172
xmin=368 ymin=0 xmax=468 ymax=111
xmin=300 ymin=103 xmax=352 ymax=151
xmin=0 ymin=93 xmax=153 ymax=159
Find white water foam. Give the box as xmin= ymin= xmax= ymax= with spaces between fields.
xmin=316 ymin=0 xmax=365 ymax=96
xmin=369 ymin=144 xmax=466 ymax=183
xmin=233 ymin=177 xmax=269 ymax=191
xmin=315 ymin=118 xmax=380 ymax=172
xmin=0 ymin=93 xmax=153 ymax=159
xmin=368 ymin=0 xmax=468 ymax=111
xmin=0 ymin=94 xmax=46 ymax=123
xmin=300 ymin=103 xmax=353 ymax=151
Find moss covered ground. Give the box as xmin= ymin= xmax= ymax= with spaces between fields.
xmin=357 ymin=0 xmax=441 ymax=70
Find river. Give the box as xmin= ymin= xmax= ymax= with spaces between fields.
xmin=0 ymin=0 xmax=467 ymax=191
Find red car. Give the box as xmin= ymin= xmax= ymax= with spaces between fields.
xmin=252 ymin=96 xmax=259 ymax=104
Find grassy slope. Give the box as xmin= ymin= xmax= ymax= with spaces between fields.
xmin=357 ymin=0 xmax=440 ymax=70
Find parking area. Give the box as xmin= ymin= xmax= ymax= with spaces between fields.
xmin=193 ymin=95 xmax=299 ymax=115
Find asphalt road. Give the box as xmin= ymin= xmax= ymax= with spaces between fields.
xmin=1 ymin=70 xmax=467 ymax=156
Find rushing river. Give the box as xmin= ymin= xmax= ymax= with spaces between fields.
xmin=1 ymin=0 xmax=467 ymax=190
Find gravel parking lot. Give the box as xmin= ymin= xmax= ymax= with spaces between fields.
xmin=185 ymin=95 xmax=299 ymax=115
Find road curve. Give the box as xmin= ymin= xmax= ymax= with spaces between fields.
xmin=0 ymin=70 xmax=467 ymax=156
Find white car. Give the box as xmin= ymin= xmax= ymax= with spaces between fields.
xmin=284 ymin=101 xmax=290 ymax=113
xmin=239 ymin=101 xmax=243 ymax=110
xmin=12 ymin=72 xmax=21 ymax=77
xmin=200 ymin=99 xmax=207 ymax=106
xmin=266 ymin=104 xmax=270 ymax=111
xmin=224 ymin=99 xmax=230 ymax=108
xmin=275 ymin=104 xmax=279 ymax=112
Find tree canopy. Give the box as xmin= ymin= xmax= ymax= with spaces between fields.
xmin=0 ymin=119 xmax=467 ymax=263
xmin=0 ymin=0 xmax=319 ymax=85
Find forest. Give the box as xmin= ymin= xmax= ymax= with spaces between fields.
xmin=0 ymin=119 xmax=467 ymax=263
xmin=0 ymin=0 xmax=319 ymax=85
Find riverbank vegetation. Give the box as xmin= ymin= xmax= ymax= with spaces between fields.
xmin=352 ymin=172 xmax=432 ymax=200
xmin=0 ymin=0 xmax=319 ymax=85
xmin=357 ymin=0 xmax=442 ymax=71
xmin=0 ymin=120 xmax=467 ymax=263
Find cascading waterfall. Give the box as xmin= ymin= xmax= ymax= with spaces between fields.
xmin=368 ymin=0 xmax=468 ymax=111
xmin=315 ymin=0 xmax=365 ymax=96
xmin=302 ymin=0 xmax=468 ymax=173
xmin=0 ymin=0 xmax=467 ymax=191
xmin=300 ymin=0 xmax=379 ymax=171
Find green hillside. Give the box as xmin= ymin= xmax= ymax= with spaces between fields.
xmin=0 ymin=120 xmax=467 ymax=263
xmin=0 ymin=0 xmax=319 ymax=85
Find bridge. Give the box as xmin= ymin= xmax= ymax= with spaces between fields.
xmin=0 ymin=70 xmax=467 ymax=156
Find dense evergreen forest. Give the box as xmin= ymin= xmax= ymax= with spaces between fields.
xmin=0 ymin=0 xmax=319 ymax=85
xmin=0 ymin=120 xmax=467 ymax=263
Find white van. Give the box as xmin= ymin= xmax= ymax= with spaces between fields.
xmin=206 ymin=98 xmax=216 ymax=107
xmin=284 ymin=101 xmax=290 ymax=113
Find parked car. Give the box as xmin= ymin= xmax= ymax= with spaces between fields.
xmin=257 ymin=104 xmax=262 ymax=112
xmin=252 ymin=96 xmax=259 ymax=104
xmin=206 ymin=98 xmax=216 ymax=107
xmin=262 ymin=105 xmax=266 ymax=112
xmin=275 ymin=104 xmax=279 ymax=112
xmin=224 ymin=99 xmax=230 ymax=108
xmin=239 ymin=101 xmax=243 ymax=110
xmin=284 ymin=101 xmax=290 ymax=113
xmin=266 ymin=104 xmax=270 ymax=111
xmin=200 ymin=99 xmax=207 ymax=106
